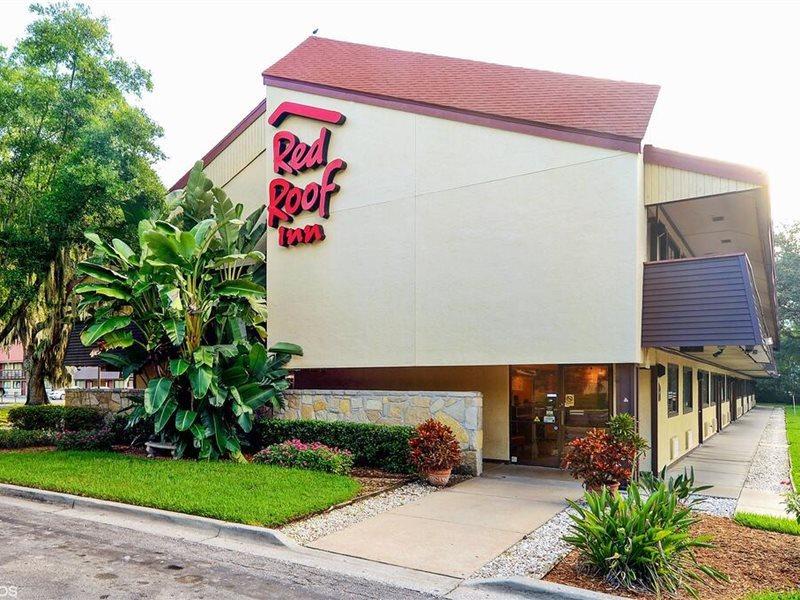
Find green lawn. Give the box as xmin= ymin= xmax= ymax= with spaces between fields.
xmin=746 ymin=593 xmax=800 ymax=600
xmin=0 ymin=404 xmax=22 ymax=427
xmin=0 ymin=450 xmax=360 ymax=527
xmin=734 ymin=512 xmax=800 ymax=536
xmin=786 ymin=405 xmax=800 ymax=487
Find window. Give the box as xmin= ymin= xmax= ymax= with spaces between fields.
xmin=667 ymin=363 xmax=679 ymax=416
xmin=682 ymin=366 xmax=693 ymax=412
xmin=699 ymin=370 xmax=711 ymax=408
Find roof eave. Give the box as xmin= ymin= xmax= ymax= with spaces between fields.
xmin=263 ymin=75 xmax=644 ymax=154
xmin=169 ymin=99 xmax=267 ymax=192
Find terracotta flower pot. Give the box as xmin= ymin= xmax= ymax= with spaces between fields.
xmin=586 ymin=481 xmax=620 ymax=495
xmin=424 ymin=468 xmax=452 ymax=487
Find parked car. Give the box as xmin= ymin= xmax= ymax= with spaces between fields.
xmin=48 ymin=389 xmax=65 ymax=401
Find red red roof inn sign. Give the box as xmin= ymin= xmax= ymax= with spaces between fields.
xmin=267 ymin=102 xmax=347 ymax=247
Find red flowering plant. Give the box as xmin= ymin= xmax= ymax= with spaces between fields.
xmin=561 ymin=428 xmax=635 ymax=489
xmin=409 ymin=419 xmax=462 ymax=473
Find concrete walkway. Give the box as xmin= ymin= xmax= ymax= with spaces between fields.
xmin=309 ymin=463 xmax=582 ymax=578
xmin=666 ymin=406 xmax=774 ymax=499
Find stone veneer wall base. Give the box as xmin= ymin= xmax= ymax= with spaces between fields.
xmin=65 ymin=388 xmax=143 ymax=412
xmin=280 ymin=389 xmax=483 ymax=475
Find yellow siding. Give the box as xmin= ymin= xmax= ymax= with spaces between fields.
xmin=648 ymin=350 xmax=755 ymax=470
xmin=644 ymin=164 xmax=757 ymax=205
xmin=203 ymin=112 xmax=267 ymax=189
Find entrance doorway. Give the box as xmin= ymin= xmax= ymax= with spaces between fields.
xmin=509 ymin=364 xmax=611 ymax=467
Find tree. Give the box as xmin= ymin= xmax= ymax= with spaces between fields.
xmin=76 ymin=162 xmax=300 ymax=460
xmin=757 ymin=221 xmax=800 ymax=403
xmin=0 ymin=3 xmax=164 ymax=403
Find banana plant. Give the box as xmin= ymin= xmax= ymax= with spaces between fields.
xmin=75 ymin=161 xmax=301 ymax=460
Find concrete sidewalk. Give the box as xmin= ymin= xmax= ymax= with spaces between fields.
xmin=308 ymin=463 xmax=582 ymax=578
xmin=666 ymin=406 xmax=772 ymax=499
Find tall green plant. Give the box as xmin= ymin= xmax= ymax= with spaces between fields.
xmin=75 ymin=162 xmax=300 ymax=460
xmin=564 ymin=482 xmax=727 ymax=598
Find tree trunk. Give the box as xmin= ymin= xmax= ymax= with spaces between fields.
xmin=25 ymin=357 xmax=49 ymax=405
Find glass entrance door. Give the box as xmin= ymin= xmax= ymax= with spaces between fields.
xmin=510 ymin=364 xmax=611 ymax=467
xmin=510 ymin=365 xmax=561 ymax=467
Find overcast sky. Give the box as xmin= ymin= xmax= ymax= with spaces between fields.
xmin=2 ymin=1 xmax=798 ymax=224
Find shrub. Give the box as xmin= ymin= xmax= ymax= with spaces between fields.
xmin=0 ymin=429 xmax=55 ymax=449
xmin=253 ymin=439 xmax=354 ymax=475
xmin=255 ymin=418 xmax=414 ymax=473
xmin=7 ymin=405 xmax=107 ymax=432
xmin=8 ymin=405 xmax=64 ymax=430
xmin=63 ymin=406 xmax=106 ymax=432
xmin=564 ymin=481 xmax=727 ymax=597
xmin=110 ymin=413 xmax=151 ymax=446
xmin=639 ymin=466 xmax=712 ymax=505
xmin=55 ymin=428 xmax=114 ymax=451
xmin=561 ymin=428 xmax=633 ymax=488
xmin=409 ymin=419 xmax=461 ymax=473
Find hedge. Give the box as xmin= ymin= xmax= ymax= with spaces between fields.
xmin=0 ymin=429 xmax=55 ymax=449
xmin=254 ymin=419 xmax=415 ymax=473
xmin=7 ymin=405 xmax=106 ymax=432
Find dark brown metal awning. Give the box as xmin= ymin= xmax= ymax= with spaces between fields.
xmin=642 ymin=254 xmax=775 ymax=376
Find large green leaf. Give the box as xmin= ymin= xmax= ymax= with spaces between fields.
xmin=177 ymin=231 xmax=196 ymax=260
xmin=248 ymin=342 xmax=268 ymax=379
xmin=237 ymin=411 xmax=253 ymax=433
xmin=193 ymin=346 xmax=213 ymax=367
xmin=169 ymin=358 xmax=190 ymax=376
xmin=208 ymin=379 xmax=227 ymax=407
xmin=99 ymin=329 xmax=134 ymax=349
xmin=175 ymin=409 xmax=197 ymax=432
xmin=74 ymin=282 xmax=132 ymax=301
xmin=76 ymin=261 xmax=127 ymax=283
xmin=268 ymin=342 xmax=303 ymax=356
xmin=80 ymin=316 xmax=132 ymax=346
xmin=144 ymin=377 xmax=172 ymax=415
xmin=111 ymin=239 xmax=135 ymax=263
xmin=189 ymin=422 xmax=206 ymax=444
xmin=163 ymin=318 xmax=186 ymax=345
xmin=154 ymin=398 xmax=178 ymax=433
xmin=188 ymin=365 xmax=213 ymax=399
xmin=159 ymin=285 xmax=183 ymax=312
xmin=236 ymin=383 xmax=277 ymax=410
xmin=210 ymin=412 xmax=228 ymax=454
xmin=143 ymin=231 xmax=186 ymax=267
xmin=221 ymin=365 xmax=248 ymax=387
xmin=190 ymin=219 xmax=215 ymax=246
xmin=215 ymin=279 xmax=265 ymax=297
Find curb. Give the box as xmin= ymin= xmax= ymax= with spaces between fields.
xmin=461 ymin=577 xmax=624 ymax=599
xmin=0 ymin=483 xmax=296 ymax=548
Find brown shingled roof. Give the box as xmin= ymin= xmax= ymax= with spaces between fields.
xmin=263 ymin=37 xmax=660 ymax=141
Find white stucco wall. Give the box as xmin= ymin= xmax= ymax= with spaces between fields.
xmin=264 ymin=87 xmax=644 ymax=368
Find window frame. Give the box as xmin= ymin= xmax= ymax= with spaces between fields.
xmin=667 ymin=363 xmax=680 ymax=417
xmin=682 ymin=366 xmax=694 ymax=413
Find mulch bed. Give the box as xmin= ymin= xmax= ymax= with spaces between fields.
xmin=350 ymin=467 xmax=414 ymax=498
xmin=545 ymin=514 xmax=800 ymax=599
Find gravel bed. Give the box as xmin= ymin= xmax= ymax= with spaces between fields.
xmin=689 ymin=495 xmax=737 ymax=518
xmin=471 ymin=507 xmax=576 ymax=580
xmin=279 ymin=480 xmax=437 ymax=545
xmin=743 ymin=407 xmax=792 ymax=494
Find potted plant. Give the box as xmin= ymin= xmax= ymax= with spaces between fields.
xmin=409 ymin=419 xmax=462 ymax=486
xmin=561 ymin=428 xmax=632 ymax=493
